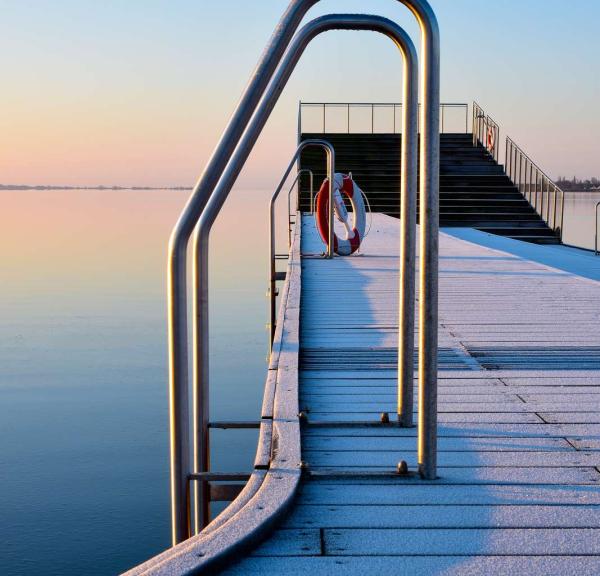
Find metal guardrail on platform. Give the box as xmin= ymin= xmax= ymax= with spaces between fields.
xmin=472 ymin=101 xmax=499 ymax=162
xmin=506 ymin=136 xmax=565 ymax=240
xmin=298 ymin=101 xmax=466 ymax=134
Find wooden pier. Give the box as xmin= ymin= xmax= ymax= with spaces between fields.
xmin=129 ymin=212 xmax=600 ymax=575
xmin=218 ymin=213 xmax=600 ymax=574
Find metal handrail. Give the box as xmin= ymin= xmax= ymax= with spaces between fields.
xmin=595 ymin=202 xmax=600 ymax=255
xmin=472 ymin=101 xmax=499 ymax=162
xmin=505 ymin=136 xmax=565 ymax=239
xmin=167 ymin=0 xmax=440 ymax=546
xmin=270 ymin=143 xmax=334 ymax=347
xmin=286 ymin=168 xmax=314 ymax=248
xmin=192 ymin=13 xmax=423 ymax=537
xmin=190 ymin=14 xmax=435 ymax=541
xmin=298 ymin=101 xmax=465 ymax=134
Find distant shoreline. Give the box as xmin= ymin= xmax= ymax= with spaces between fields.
xmin=0 ymin=184 xmax=193 ymax=191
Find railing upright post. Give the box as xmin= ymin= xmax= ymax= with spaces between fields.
xmin=495 ymin=126 xmax=499 ymax=162
xmin=592 ymin=204 xmax=600 ymax=256
xmin=415 ymin=1 xmax=440 ymax=482
xmin=347 ymin=103 xmax=350 ymax=134
xmin=372 ymin=103 xmax=374 ymax=133
xmin=529 ymin=163 xmax=533 ymax=202
xmin=560 ymin=190 xmax=565 ymax=240
xmin=546 ymin=177 xmax=551 ymax=224
xmin=552 ymin=185 xmax=558 ymax=230
xmin=395 ymin=30 xmax=419 ymax=430
xmin=540 ymin=175 xmax=546 ymax=219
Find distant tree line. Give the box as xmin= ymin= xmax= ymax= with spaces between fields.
xmin=556 ymin=176 xmax=600 ymax=191
xmin=0 ymin=184 xmax=192 ymax=191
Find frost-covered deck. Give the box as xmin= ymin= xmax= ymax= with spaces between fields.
xmin=222 ymin=213 xmax=600 ymax=575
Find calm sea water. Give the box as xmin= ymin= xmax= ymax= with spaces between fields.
xmin=0 ymin=188 xmax=289 ymax=575
xmin=562 ymin=191 xmax=600 ymax=250
xmin=1 ymin=187 xmax=598 ymax=576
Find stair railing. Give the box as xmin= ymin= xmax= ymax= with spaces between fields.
xmin=270 ymin=143 xmax=334 ymax=347
xmin=506 ymin=136 xmax=565 ymax=239
xmin=472 ymin=101 xmax=499 ymax=162
xmin=167 ymin=0 xmax=440 ymax=547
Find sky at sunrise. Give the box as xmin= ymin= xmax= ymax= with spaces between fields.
xmin=1 ymin=0 xmax=599 ymax=187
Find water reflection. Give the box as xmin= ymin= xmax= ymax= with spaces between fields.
xmin=562 ymin=191 xmax=600 ymax=250
xmin=2 ymin=186 xmax=599 ymax=575
xmin=0 ymin=188 xmax=289 ymax=575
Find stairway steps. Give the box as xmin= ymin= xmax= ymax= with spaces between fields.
xmin=298 ymin=132 xmax=559 ymax=244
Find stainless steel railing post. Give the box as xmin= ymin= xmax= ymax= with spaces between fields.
xmin=394 ymin=24 xmax=419 ymax=429
xmin=347 ymin=103 xmax=350 ymax=133
xmin=412 ymin=0 xmax=440 ymax=481
xmin=529 ymin=162 xmax=533 ymax=202
xmin=535 ymin=170 xmax=540 ymax=213
xmin=595 ymin=202 xmax=600 ymax=255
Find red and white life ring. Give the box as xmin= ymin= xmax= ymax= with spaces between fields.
xmin=487 ymin=126 xmax=495 ymax=152
xmin=315 ymin=173 xmax=366 ymax=256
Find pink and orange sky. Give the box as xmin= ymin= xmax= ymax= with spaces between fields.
xmin=1 ymin=0 xmax=599 ymax=188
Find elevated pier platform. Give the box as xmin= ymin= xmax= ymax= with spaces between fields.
xmin=221 ymin=214 xmax=600 ymax=574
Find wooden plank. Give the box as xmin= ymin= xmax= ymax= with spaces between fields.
xmin=306 ymin=467 xmax=600 ymax=484
xmin=304 ymin=412 xmax=544 ymax=424
xmin=324 ymin=527 xmax=600 ymax=556
xmin=216 ymin=556 xmax=600 ymax=576
xmin=298 ymin=481 xmax=600 ymax=505
xmin=302 ymin=435 xmax=572 ymax=452
xmin=304 ymin=450 xmax=599 ymax=467
xmin=250 ymin=529 xmax=320 ymax=557
xmin=283 ymin=504 xmax=600 ymax=529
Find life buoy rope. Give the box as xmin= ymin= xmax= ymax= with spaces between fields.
xmin=315 ymin=173 xmax=367 ymax=256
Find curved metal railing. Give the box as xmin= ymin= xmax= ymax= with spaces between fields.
xmin=166 ymin=0 xmax=440 ymax=547
xmin=269 ymin=142 xmax=334 ymax=346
